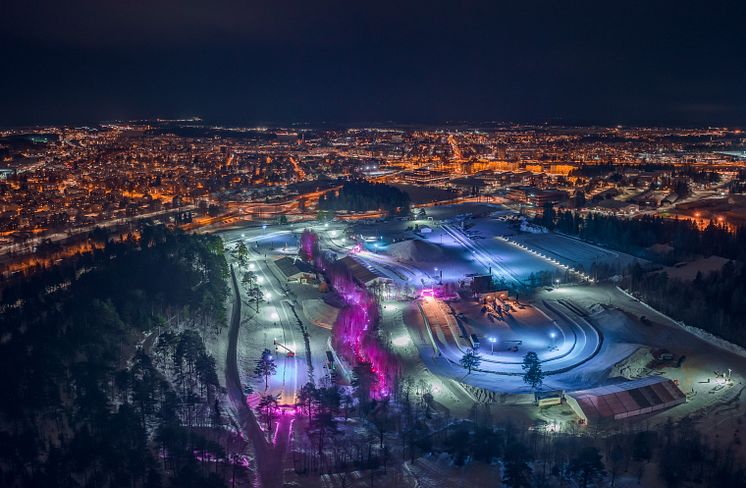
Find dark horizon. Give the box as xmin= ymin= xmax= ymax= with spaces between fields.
xmin=2 ymin=1 xmax=746 ymax=128
xmin=3 ymin=117 xmax=745 ymax=132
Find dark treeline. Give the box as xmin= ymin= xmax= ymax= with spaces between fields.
xmin=418 ymin=414 xmax=744 ymax=488
xmin=626 ymin=261 xmax=746 ymax=347
xmin=0 ymin=227 xmax=236 ymax=487
xmin=292 ymin=371 xmax=744 ymax=488
xmin=543 ymin=209 xmax=745 ymax=264
xmin=728 ymin=169 xmax=746 ymax=194
xmin=318 ymin=180 xmax=410 ymax=215
xmin=569 ymin=163 xmax=676 ymax=178
xmin=540 ymin=209 xmax=746 ymax=347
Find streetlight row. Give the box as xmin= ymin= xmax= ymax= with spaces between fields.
xmin=498 ymin=236 xmax=594 ymax=283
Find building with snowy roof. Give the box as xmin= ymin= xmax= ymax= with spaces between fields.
xmin=336 ymin=256 xmax=388 ymax=286
xmin=566 ymin=376 xmax=685 ymax=425
xmin=274 ymin=256 xmax=315 ymax=282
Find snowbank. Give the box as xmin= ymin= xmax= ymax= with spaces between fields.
xmin=609 ymin=347 xmax=653 ymax=379
xmin=385 ymin=238 xmax=445 ymax=262
xmin=301 ymin=298 xmax=340 ymax=330
xmin=616 ymin=286 xmax=746 ymax=360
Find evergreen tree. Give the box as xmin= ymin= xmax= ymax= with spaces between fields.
xmin=521 ymin=352 xmax=544 ymax=391
xmin=460 ymin=349 xmax=482 ymax=374
xmin=253 ymin=349 xmax=278 ymax=390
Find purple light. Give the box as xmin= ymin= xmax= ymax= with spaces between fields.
xmin=324 ymin=258 xmax=397 ymax=398
xmin=420 ymin=288 xmax=435 ymax=298
xmin=299 ymin=228 xmax=320 ymax=264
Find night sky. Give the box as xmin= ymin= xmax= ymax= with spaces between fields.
xmin=2 ymin=1 xmax=745 ymax=127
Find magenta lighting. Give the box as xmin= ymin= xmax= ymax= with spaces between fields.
xmin=299 ymin=228 xmax=321 ymax=266
xmin=420 ymin=288 xmax=435 ymax=298
xmin=293 ymin=229 xmax=399 ymax=397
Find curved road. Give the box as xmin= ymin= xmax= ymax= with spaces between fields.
xmin=226 ymin=265 xmax=291 ymax=488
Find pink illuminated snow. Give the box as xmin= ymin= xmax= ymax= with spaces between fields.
xmin=298 ymin=230 xmax=398 ymax=397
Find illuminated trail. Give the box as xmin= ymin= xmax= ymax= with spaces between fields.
xmin=257 ymin=258 xmax=301 ymax=405
xmin=440 ymin=224 xmax=524 ymax=286
xmin=416 ymin=296 xmax=602 ymax=377
xmin=225 ymin=266 xmax=290 ymax=488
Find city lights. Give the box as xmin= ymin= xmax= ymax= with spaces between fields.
xmin=4 ymin=3 xmax=745 ymax=487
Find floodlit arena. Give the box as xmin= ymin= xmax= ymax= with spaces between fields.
xmin=219 ymin=203 xmax=746 ymax=435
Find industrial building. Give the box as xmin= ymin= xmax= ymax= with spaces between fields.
xmin=336 ymin=255 xmax=388 ymax=286
xmin=566 ymin=376 xmax=686 ymax=424
xmin=274 ymin=256 xmax=315 ymax=282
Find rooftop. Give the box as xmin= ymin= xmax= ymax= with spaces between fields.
xmin=567 ymin=376 xmax=686 ymax=423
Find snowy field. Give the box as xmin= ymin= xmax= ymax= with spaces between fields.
xmin=509 ymin=231 xmax=642 ymax=270
xmin=217 ymin=208 xmax=746 ymax=429
xmin=421 ymin=221 xmax=564 ymax=286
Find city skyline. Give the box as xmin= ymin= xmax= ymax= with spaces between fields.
xmin=3 ymin=3 xmax=746 ymax=487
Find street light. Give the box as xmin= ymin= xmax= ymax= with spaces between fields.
xmin=550 ymin=331 xmax=556 ymax=349
xmin=489 ymin=336 xmax=497 ymax=354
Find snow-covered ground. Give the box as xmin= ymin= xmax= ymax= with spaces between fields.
xmin=216 ymin=208 xmax=746 ymax=429
xmin=221 ymin=225 xmax=332 ymax=409
xmin=509 ymin=230 xmax=642 ymax=271
xmin=537 ymin=284 xmax=746 ymax=424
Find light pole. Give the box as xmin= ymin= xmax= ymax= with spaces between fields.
xmin=550 ymin=331 xmax=556 ymax=349
xmin=489 ymin=336 xmax=497 ymax=354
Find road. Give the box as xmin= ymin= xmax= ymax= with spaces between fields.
xmin=0 ymin=204 xmax=196 ymax=257
xmin=222 ymin=224 xmax=331 ymax=403
xmin=225 ymin=265 xmax=290 ymax=488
